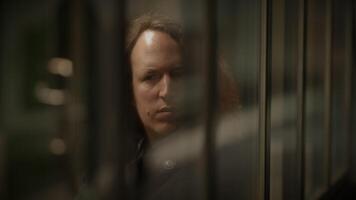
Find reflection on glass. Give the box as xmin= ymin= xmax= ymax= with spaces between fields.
xmin=304 ymin=0 xmax=329 ymax=198
xmin=330 ymin=0 xmax=351 ymax=184
xmin=121 ymin=0 xmax=262 ymax=199
xmin=125 ymin=1 xmax=205 ymax=200
xmin=217 ymin=0 xmax=261 ymax=199
xmin=269 ymin=0 xmax=301 ymax=199
xmin=0 ymin=1 xmax=74 ymax=200
xmin=2 ymin=0 xmax=355 ymax=199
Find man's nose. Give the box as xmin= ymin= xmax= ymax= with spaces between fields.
xmin=158 ymin=74 xmax=171 ymax=100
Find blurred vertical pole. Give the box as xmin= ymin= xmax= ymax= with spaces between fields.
xmin=259 ymin=0 xmax=268 ymax=199
xmin=329 ymin=0 xmax=352 ymax=185
xmin=204 ymin=0 xmax=218 ymax=200
xmin=85 ymin=0 xmax=99 ymax=185
xmin=297 ymin=0 xmax=306 ymax=198
xmin=326 ymin=0 xmax=333 ymax=188
xmin=345 ymin=0 xmax=353 ymax=179
xmin=114 ymin=0 xmax=127 ymax=198
xmin=89 ymin=0 xmax=127 ymax=199
xmin=324 ymin=0 xmax=332 ymax=188
xmin=0 ymin=138 xmax=4 ymax=199
xmin=0 ymin=0 xmax=4 ymax=197
xmin=353 ymin=0 xmax=356 ymax=182
xmin=68 ymin=0 xmax=87 ymax=194
xmin=325 ymin=0 xmax=333 ymax=189
xmin=352 ymin=0 xmax=356 ymax=183
xmin=304 ymin=0 xmax=332 ymax=197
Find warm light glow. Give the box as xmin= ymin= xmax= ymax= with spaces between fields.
xmin=49 ymin=138 xmax=67 ymax=155
xmin=35 ymin=82 xmax=66 ymax=106
xmin=144 ymin=30 xmax=155 ymax=46
xmin=48 ymin=57 xmax=73 ymax=77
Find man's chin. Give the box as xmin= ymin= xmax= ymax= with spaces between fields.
xmin=154 ymin=123 xmax=177 ymax=137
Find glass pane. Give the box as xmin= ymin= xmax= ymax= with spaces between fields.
xmin=125 ymin=1 xmax=206 ymax=200
xmin=0 ymin=0 xmax=262 ymax=199
xmin=0 ymin=0 xmax=79 ymax=199
xmin=330 ymin=0 xmax=352 ymax=184
xmin=216 ymin=0 xmax=261 ymax=199
xmin=304 ymin=0 xmax=330 ymax=198
xmin=269 ymin=0 xmax=301 ymax=199
xmin=115 ymin=0 xmax=263 ymax=200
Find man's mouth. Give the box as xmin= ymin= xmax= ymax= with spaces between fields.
xmin=156 ymin=106 xmax=176 ymax=121
xmin=158 ymin=106 xmax=174 ymax=112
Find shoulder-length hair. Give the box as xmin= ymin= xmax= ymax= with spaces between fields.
xmin=123 ymin=14 xmax=185 ymax=145
xmin=124 ymin=14 xmax=239 ymax=145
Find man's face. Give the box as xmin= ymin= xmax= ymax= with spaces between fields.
xmin=131 ymin=30 xmax=185 ymax=141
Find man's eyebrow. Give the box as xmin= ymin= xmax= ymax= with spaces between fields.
xmin=143 ymin=64 xmax=183 ymax=72
xmin=141 ymin=68 xmax=158 ymax=74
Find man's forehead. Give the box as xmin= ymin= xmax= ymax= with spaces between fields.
xmin=134 ymin=30 xmax=178 ymax=52
xmin=131 ymin=30 xmax=181 ymax=66
xmin=141 ymin=30 xmax=155 ymax=46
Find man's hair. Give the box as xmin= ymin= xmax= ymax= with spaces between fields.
xmin=125 ymin=13 xmax=239 ymax=113
xmin=126 ymin=14 xmax=183 ymax=57
xmin=123 ymin=14 xmax=185 ymax=145
xmin=124 ymin=14 xmax=239 ymax=145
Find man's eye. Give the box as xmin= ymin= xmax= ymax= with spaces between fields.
xmin=143 ymin=74 xmax=160 ymax=81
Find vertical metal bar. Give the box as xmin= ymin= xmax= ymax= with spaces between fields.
xmin=204 ymin=0 xmax=218 ymax=200
xmin=303 ymin=0 xmax=333 ymax=197
xmin=114 ymin=0 xmax=127 ymax=199
xmin=345 ymin=0 xmax=353 ymax=178
xmin=265 ymin=3 xmax=272 ymax=199
xmin=86 ymin=0 xmax=99 ymax=184
xmin=0 ymin=0 xmax=3 ymax=128
xmin=0 ymin=2 xmax=5 ymax=198
xmin=259 ymin=0 xmax=269 ymax=199
xmin=67 ymin=0 xmax=86 ymax=193
xmin=351 ymin=0 xmax=356 ymax=180
xmin=297 ymin=0 xmax=306 ymax=199
xmin=0 ymin=137 xmax=5 ymax=199
xmin=324 ymin=0 xmax=333 ymax=188
xmin=90 ymin=0 xmax=127 ymax=199
xmin=352 ymin=0 xmax=356 ymax=175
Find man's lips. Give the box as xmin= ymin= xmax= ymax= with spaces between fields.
xmin=158 ymin=106 xmax=174 ymax=112
xmin=156 ymin=107 xmax=176 ymax=121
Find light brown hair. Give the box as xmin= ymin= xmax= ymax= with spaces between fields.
xmin=126 ymin=14 xmax=183 ymax=57
xmin=125 ymin=14 xmax=239 ymax=135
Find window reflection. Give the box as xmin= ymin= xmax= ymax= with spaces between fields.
xmin=0 ymin=0 xmax=354 ymax=199
xmin=304 ymin=0 xmax=330 ymax=198
xmin=269 ymin=0 xmax=302 ymax=199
